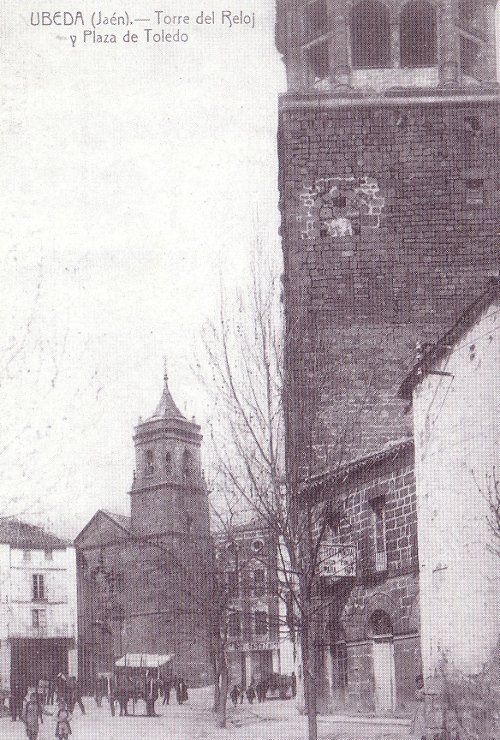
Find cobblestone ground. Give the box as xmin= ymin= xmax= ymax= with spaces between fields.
xmin=0 ymin=688 xmax=414 ymax=740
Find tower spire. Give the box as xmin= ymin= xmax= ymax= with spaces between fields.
xmin=148 ymin=365 xmax=185 ymax=420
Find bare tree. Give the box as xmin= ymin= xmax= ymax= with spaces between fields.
xmin=198 ymin=249 xmax=372 ymax=740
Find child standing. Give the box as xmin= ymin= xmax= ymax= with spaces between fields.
xmin=55 ymin=700 xmax=72 ymax=739
xmin=23 ymin=692 xmax=51 ymax=740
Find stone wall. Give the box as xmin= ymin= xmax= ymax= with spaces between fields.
xmin=315 ymin=442 xmax=421 ymax=711
xmin=279 ymin=92 xmax=500 ymax=470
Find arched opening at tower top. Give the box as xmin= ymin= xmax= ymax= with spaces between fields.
xmin=400 ymin=1 xmax=437 ymax=67
xmin=351 ymin=0 xmax=391 ymax=69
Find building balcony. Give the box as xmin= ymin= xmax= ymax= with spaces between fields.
xmin=8 ymin=623 xmax=76 ymax=640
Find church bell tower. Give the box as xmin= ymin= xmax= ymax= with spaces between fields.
xmin=129 ymin=372 xmax=209 ymax=541
xmin=276 ymin=0 xmax=500 ymax=471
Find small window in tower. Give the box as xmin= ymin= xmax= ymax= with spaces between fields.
xmin=465 ymin=179 xmax=484 ymax=205
xmin=460 ymin=35 xmax=481 ymax=79
xmin=145 ymin=449 xmax=154 ymax=476
xmin=304 ymin=0 xmax=328 ymax=44
xmin=182 ymin=450 xmax=192 ymax=481
xmin=400 ymin=1 xmax=437 ymax=68
xmin=351 ymin=0 xmax=391 ymax=69
xmin=165 ymin=451 xmax=172 ymax=476
xmin=371 ymin=497 xmax=387 ymax=572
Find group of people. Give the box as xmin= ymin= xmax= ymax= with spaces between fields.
xmin=230 ymin=671 xmax=297 ymax=707
xmin=230 ymin=677 xmax=268 ymax=706
xmin=22 ymin=693 xmax=72 ymax=740
xmin=9 ymin=673 xmax=85 ymax=740
xmin=94 ymin=671 xmax=188 ymax=717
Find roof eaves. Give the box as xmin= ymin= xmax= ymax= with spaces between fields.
xmin=304 ymin=438 xmax=414 ymax=495
xmin=399 ymin=283 xmax=500 ymax=401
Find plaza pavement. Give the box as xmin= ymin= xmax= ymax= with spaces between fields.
xmin=0 ymin=687 xmax=414 ymax=740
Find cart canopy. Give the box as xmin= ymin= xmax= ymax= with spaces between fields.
xmin=115 ymin=654 xmax=173 ymax=668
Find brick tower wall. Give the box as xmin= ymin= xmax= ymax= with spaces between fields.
xmin=279 ymin=93 xmax=500 ymax=471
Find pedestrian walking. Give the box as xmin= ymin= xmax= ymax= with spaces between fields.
xmin=145 ymin=670 xmax=159 ymax=716
xmin=246 ymin=682 xmax=256 ymax=704
xmin=176 ymin=677 xmax=188 ymax=704
xmin=162 ymin=677 xmax=172 ymax=705
xmin=55 ymin=700 xmax=72 ymax=739
xmin=410 ymin=674 xmax=426 ymax=740
xmin=23 ymin=692 xmax=52 ymax=740
xmin=256 ymin=678 xmax=266 ymax=703
xmin=38 ymin=678 xmax=49 ymax=706
xmin=67 ymin=676 xmax=85 ymax=714
xmin=94 ymin=675 xmax=105 ymax=707
xmin=116 ymin=673 xmax=129 ymax=716
xmin=230 ymin=685 xmax=240 ymax=707
xmin=11 ymin=677 xmax=26 ymax=721
xmin=55 ymin=674 xmax=67 ymax=705
xmin=108 ymin=674 xmax=116 ymax=717
xmin=290 ymin=671 xmax=297 ymax=699
xmin=47 ymin=676 xmax=56 ymax=706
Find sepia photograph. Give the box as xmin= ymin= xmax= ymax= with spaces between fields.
xmin=1 ymin=1 xmax=500 ymax=738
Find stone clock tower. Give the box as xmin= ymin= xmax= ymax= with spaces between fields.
xmin=276 ymin=0 xmax=500 ymax=474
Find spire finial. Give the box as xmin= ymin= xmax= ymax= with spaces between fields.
xmin=163 ymin=355 xmax=168 ymax=383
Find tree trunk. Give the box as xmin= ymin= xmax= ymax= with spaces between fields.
xmin=302 ymin=617 xmax=318 ymax=740
xmin=211 ymin=647 xmax=220 ymax=712
xmin=216 ymin=653 xmax=229 ymax=728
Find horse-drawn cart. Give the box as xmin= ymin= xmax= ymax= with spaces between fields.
xmin=114 ymin=653 xmax=173 ymax=715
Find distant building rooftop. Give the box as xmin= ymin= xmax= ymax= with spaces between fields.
xmin=101 ymin=510 xmax=131 ymax=533
xmin=0 ymin=518 xmax=70 ymax=549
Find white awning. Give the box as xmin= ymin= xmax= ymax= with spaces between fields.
xmin=115 ymin=654 xmax=173 ymax=668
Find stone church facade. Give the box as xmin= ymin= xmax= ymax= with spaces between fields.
xmin=275 ymin=0 xmax=499 ymax=715
xmin=75 ymin=375 xmax=213 ymax=690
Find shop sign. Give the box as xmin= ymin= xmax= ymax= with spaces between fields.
xmin=227 ymin=640 xmax=279 ymax=652
xmin=318 ymin=543 xmax=356 ymax=579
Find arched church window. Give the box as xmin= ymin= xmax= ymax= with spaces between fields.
xmin=369 ymin=609 xmax=393 ymax=636
xmin=351 ymin=0 xmax=391 ymax=69
xmin=145 ymin=449 xmax=154 ymax=476
xmin=165 ymin=451 xmax=172 ymax=476
xmin=400 ymin=1 xmax=437 ymax=68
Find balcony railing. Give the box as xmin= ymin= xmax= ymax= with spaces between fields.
xmin=8 ymin=623 xmax=76 ymax=639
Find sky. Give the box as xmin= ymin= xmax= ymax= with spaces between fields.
xmin=0 ymin=0 xmax=285 ymax=536
xmin=1 ymin=4 xmax=499 ymax=539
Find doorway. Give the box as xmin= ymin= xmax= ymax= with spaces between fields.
xmin=369 ymin=610 xmax=395 ymax=713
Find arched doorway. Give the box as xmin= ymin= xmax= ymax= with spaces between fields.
xmin=369 ymin=609 xmax=395 ymax=713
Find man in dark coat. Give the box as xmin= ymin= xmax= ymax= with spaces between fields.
xmin=67 ymin=676 xmax=85 ymax=714
xmin=162 ymin=676 xmax=172 ymax=705
xmin=116 ymin=673 xmax=129 ymax=716
xmin=10 ymin=677 xmax=26 ymax=721
xmin=145 ymin=671 xmax=159 ymax=717
xmin=176 ymin=678 xmax=187 ymax=704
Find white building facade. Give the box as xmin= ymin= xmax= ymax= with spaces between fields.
xmin=0 ymin=520 xmax=78 ymax=691
xmin=400 ymin=286 xmax=500 ymax=681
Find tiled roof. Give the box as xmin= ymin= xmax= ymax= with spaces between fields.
xmin=306 ymin=438 xmax=414 ymax=494
xmin=0 ymin=518 xmax=69 ymax=549
xmin=101 ymin=510 xmax=131 ymax=532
